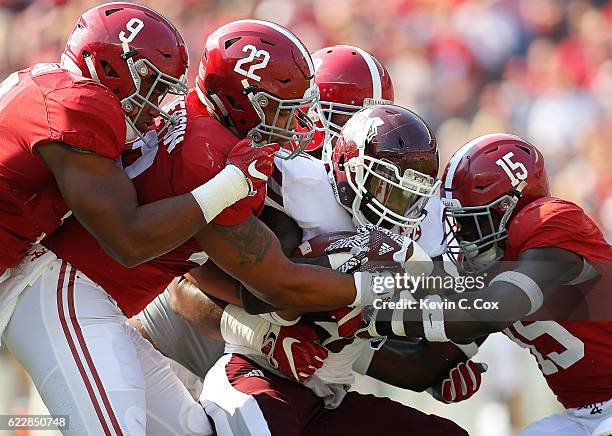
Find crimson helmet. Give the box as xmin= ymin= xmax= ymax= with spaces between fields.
xmin=61 ymin=2 xmax=189 ymax=144
xmin=196 ymin=20 xmax=319 ymax=159
xmin=441 ymin=133 xmax=550 ymax=271
xmin=330 ymin=104 xmax=439 ymax=232
xmin=308 ymin=45 xmax=394 ymax=161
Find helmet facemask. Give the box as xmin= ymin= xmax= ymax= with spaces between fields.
xmin=345 ymin=153 xmax=440 ymax=232
xmin=443 ymin=192 xmax=519 ymax=273
xmin=118 ymin=44 xmax=188 ymax=144
xmin=245 ymin=82 xmax=319 ymax=159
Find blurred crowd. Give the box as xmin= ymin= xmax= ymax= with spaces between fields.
xmin=1 ymin=0 xmax=611 ymax=239
xmin=0 ymin=1 xmax=611 ymax=434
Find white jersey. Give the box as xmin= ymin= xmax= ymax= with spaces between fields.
xmin=265 ymin=154 xmax=354 ymax=241
xmin=408 ymin=195 xmax=446 ymax=258
xmin=229 ymin=154 xmax=446 ymax=405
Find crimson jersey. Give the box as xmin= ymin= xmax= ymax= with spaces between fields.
xmin=503 ymin=197 xmax=612 ymax=408
xmin=44 ymin=90 xmax=264 ymax=317
xmin=0 ymin=63 xmax=125 ymax=271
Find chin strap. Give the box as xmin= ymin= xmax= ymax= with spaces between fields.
xmin=82 ymin=52 xmax=100 ymax=84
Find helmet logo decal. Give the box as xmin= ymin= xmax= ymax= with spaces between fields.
xmin=119 ymin=18 xmax=145 ymax=43
xmin=234 ymin=45 xmax=271 ymax=81
xmin=495 ymin=151 xmax=528 ymax=187
xmin=342 ymin=110 xmax=384 ymax=148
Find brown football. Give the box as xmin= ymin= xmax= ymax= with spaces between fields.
xmin=291 ymin=228 xmax=410 ymax=273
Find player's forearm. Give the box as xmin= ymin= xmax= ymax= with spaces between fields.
xmin=185 ymin=264 xmax=242 ymax=306
xmin=102 ymin=194 xmax=206 ymax=267
xmin=239 ymin=256 xmax=332 ymax=314
xmin=367 ymin=339 xmax=465 ymax=391
xmin=247 ymin=262 xmax=359 ymax=312
xmin=367 ymin=283 xmax=531 ymax=342
xmin=108 ymin=165 xmax=252 ymax=266
xmin=49 ymin=144 xmax=251 ymax=267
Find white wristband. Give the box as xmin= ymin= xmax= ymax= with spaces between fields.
xmin=191 ymin=165 xmax=249 ymax=222
xmin=490 ymin=271 xmax=543 ymax=316
xmin=259 ymin=312 xmax=301 ymax=326
xmin=220 ymin=304 xmax=270 ymax=350
xmin=390 ymin=291 xmax=414 ymax=336
xmin=351 ymin=271 xmax=394 ymax=307
xmin=422 ymin=295 xmax=449 ymax=342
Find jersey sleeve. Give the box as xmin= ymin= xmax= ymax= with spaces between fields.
xmin=41 ymin=81 xmax=126 ymax=158
xmin=214 ymin=190 xmax=265 ymax=226
xmin=506 ymin=198 xmax=606 ymax=259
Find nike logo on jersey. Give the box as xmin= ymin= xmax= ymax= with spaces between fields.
xmin=248 ymin=161 xmax=268 ymax=181
xmin=282 ymin=337 xmax=300 ymax=381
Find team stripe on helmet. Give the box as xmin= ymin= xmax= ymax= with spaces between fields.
xmin=232 ymin=19 xmax=314 ymax=76
xmin=443 ymin=133 xmax=500 ymax=199
xmin=338 ymin=45 xmax=382 ymax=100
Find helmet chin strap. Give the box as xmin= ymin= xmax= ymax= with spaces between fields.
xmin=499 ymin=180 xmax=528 ymax=232
xmin=83 ymin=53 xmax=100 ymax=83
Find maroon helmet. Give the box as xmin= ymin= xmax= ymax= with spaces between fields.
xmin=330 ymin=104 xmax=439 ymax=232
xmin=196 ymin=19 xmax=319 ymax=159
xmin=441 ymin=133 xmax=550 ymax=271
xmin=308 ymin=45 xmax=394 ymax=161
xmin=62 ymin=2 xmax=189 ymax=143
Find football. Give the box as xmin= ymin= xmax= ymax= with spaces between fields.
xmin=291 ymin=227 xmax=409 ymax=273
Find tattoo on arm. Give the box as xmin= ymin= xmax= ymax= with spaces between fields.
xmin=212 ymin=216 xmax=272 ymax=266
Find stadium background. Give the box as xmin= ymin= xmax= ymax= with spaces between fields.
xmin=0 ymin=0 xmax=610 ymax=434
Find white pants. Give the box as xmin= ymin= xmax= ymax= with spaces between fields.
xmin=520 ymin=400 xmax=612 ymax=436
xmin=2 ymin=257 xmax=211 ymax=436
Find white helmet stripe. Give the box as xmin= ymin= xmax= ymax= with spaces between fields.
xmin=444 ymin=134 xmax=501 ymax=199
xmin=339 ymin=45 xmax=382 ymax=100
xmin=233 ymin=19 xmax=314 ymax=76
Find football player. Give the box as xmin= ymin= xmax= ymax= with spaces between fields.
xmin=358 ymin=133 xmax=612 ymax=435
xmin=0 ymin=2 xmax=276 ymax=285
xmin=304 ymin=44 xmax=393 ymax=162
xmin=0 ymin=20 xmax=401 ymax=436
xmin=134 ymin=105 xmax=471 ymax=435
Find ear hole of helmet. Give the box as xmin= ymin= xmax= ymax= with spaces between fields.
xmin=104 ymin=8 xmax=122 ymax=16
xmin=101 ymin=60 xmax=119 ymax=78
xmin=225 ymin=94 xmax=244 ymax=112
xmin=224 ymin=37 xmax=241 ymax=50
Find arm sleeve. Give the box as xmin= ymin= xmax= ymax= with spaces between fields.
xmin=40 ymin=82 xmax=126 ymax=158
